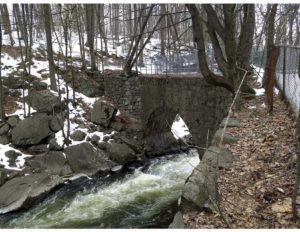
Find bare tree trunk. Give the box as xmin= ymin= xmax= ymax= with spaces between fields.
xmin=114 ymin=4 xmax=119 ymax=46
xmin=98 ymin=4 xmax=108 ymax=54
xmin=75 ymin=5 xmax=86 ymax=69
xmin=123 ymin=4 xmax=155 ymax=75
xmin=21 ymin=4 xmax=29 ymax=61
xmin=160 ymin=4 xmax=166 ymax=56
xmin=85 ymin=4 xmax=96 ymax=70
xmin=263 ymin=4 xmax=278 ymax=88
xmin=43 ymin=4 xmax=58 ymax=91
xmin=0 ymin=4 xmax=15 ymax=46
xmin=0 ymin=24 xmax=6 ymax=122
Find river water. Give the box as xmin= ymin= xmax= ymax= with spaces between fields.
xmin=1 ymin=149 xmax=199 ymax=228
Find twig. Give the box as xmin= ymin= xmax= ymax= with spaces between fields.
xmin=219 ymin=68 xmax=249 ymax=147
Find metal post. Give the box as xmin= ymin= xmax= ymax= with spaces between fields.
xmin=282 ymin=46 xmax=286 ymax=100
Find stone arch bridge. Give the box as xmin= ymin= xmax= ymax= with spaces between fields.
xmin=103 ymin=74 xmax=232 ymax=156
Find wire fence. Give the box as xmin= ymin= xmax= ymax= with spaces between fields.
xmin=275 ymin=46 xmax=300 ymax=115
xmin=252 ymin=45 xmax=300 ymax=115
xmin=139 ymin=49 xmax=200 ymax=74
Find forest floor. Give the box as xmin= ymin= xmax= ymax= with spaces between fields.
xmin=183 ymin=92 xmax=300 ymax=228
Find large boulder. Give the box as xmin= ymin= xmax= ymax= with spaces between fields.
xmin=49 ymin=114 xmax=64 ymax=132
xmin=90 ymin=100 xmax=117 ymax=127
xmin=169 ymin=212 xmax=186 ymax=229
xmin=180 ymin=146 xmax=234 ymax=214
xmin=64 ymin=142 xmax=114 ymax=176
xmin=27 ymin=144 xmax=48 ymax=155
xmin=25 ymin=90 xmax=64 ymax=113
xmin=181 ymin=161 xmax=218 ymax=213
xmin=106 ymin=142 xmax=136 ymax=165
xmin=7 ymin=115 xmax=20 ymax=128
xmin=0 ymin=135 xmax=10 ymax=145
xmin=0 ymin=123 xmax=10 ymax=136
xmin=26 ymin=151 xmax=72 ymax=176
xmin=11 ymin=113 xmax=52 ymax=146
xmin=0 ymin=173 xmax=63 ymax=214
xmin=202 ymin=146 xmax=234 ymax=169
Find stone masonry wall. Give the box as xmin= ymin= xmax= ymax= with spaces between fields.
xmin=140 ymin=75 xmax=232 ymax=155
xmin=103 ymin=74 xmax=232 ymax=155
xmin=103 ymin=75 xmax=142 ymax=120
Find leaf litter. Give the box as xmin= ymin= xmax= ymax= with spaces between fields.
xmin=183 ymin=93 xmax=300 ymax=228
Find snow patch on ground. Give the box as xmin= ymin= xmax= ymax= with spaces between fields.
xmin=255 ymin=88 xmax=265 ymax=96
xmin=171 ymin=115 xmax=190 ymax=139
xmin=0 ymin=144 xmax=31 ymax=171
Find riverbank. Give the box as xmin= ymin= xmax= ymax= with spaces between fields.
xmin=184 ymin=93 xmax=300 ymax=228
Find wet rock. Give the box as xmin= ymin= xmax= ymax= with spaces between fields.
xmin=64 ymin=142 xmax=114 ymax=176
xmin=0 ymin=173 xmax=63 ymax=214
xmin=12 ymin=113 xmax=52 ymax=146
xmin=106 ymin=142 xmax=136 ymax=165
xmin=25 ymin=90 xmax=64 ymax=114
xmin=70 ymin=130 xmax=86 ymax=141
xmin=90 ymin=100 xmax=117 ymax=127
xmin=7 ymin=115 xmax=20 ymax=128
xmin=111 ymin=165 xmax=123 ymax=173
xmin=212 ymin=128 xmax=239 ymax=145
xmin=0 ymin=124 xmax=10 ymax=136
xmin=0 ymin=135 xmax=10 ymax=145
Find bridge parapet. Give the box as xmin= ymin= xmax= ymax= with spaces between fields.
xmin=103 ymin=74 xmax=232 ymax=157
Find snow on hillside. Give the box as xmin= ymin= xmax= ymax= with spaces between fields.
xmin=0 ymin=28 xmax=192 ymax=170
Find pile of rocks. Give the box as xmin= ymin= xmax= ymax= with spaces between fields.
xmin=0 ymin=97 xmax=143 ymax=214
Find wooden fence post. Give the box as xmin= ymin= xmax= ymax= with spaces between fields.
xmin=265 ymin=46 xmax=280 ymax=113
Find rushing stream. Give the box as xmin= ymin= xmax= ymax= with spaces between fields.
xmin=1 ymin=149 xmax=199 ymax=228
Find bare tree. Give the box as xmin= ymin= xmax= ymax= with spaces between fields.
xmin=43 ymin=4 xmax=58 ymax=91
xmin=262 ymin=4 xmax=278 ymax=87
xmin=85 ymin=4 xmax=96 ymax=70
xmin=0 ymin=23 xmax=5 ymax=122
xmin=186 ymin=4 xmax=256 ymax=94
xmin=0 ymin=4 xmax=15 ymax=46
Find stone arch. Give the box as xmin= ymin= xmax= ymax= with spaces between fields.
xmin=143 ymin=105 xmax=180 ymax=155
